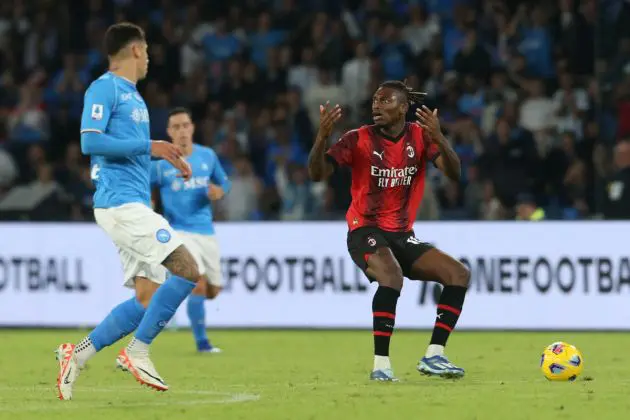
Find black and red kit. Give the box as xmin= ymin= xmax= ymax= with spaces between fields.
xmin=326 ymin=122 xmax=439 ymax=279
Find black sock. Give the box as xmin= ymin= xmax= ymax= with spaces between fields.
xmin=372 ymin=286 xmax=400 ymax=357
xmin=430 ymin=285 xmax=467 ymax=347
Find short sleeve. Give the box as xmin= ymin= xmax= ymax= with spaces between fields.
xmin=326 ymin=130 xmax=359 ymax=168
xmin=80 ymin=79 xmax=116 ymax=134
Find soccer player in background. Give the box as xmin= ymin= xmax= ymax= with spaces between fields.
xmin=308 ymin=81 xmax=470 ymax=382
xmin=151 ymin=107 xmax=231 ymax=353
xmin=55 ymin=23 xmax=207 ymax=400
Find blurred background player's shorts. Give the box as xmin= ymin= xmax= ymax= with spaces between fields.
xmin=177 ymin=230 xmax=222 ymax=287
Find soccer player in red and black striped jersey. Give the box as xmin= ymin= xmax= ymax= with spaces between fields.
xmin=308 ymin=80 xmax=470 ymax=382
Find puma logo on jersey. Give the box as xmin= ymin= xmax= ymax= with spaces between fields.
xmin=373 ymin=151 xmax=384 ymax=160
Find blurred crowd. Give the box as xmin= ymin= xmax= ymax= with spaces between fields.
xmin=0 ymin=0 xmax=628 ymax=221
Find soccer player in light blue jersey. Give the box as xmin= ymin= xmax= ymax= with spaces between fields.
xmin=151 ymin=107 xmax=231 ymax=353
xmin=55 ymin=23 xmax=207 ymax=400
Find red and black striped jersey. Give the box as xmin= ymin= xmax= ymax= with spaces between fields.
xmin=326 ymin=122 xmax=439 ymax=232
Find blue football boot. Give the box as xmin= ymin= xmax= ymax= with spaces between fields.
xmin=370 ymin=368 xmax=399 ymax=382
xmin=417 ymin=355 xmax=465 ymax=379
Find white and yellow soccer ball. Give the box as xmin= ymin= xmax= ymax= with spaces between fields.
xmin=540 ymin=342 xmax=584 ymax=381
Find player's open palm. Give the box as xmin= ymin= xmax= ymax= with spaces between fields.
xmin=416 ymin=105 xmax=442 ymax=141
xmin=318 ymin=102 xmax=342 ymax=138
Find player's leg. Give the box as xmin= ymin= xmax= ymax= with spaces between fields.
xmin=403 ymin=241 xmax=470 ymax=378
xmin=348 ymin=228 xmax=403 ymax=382
xmin=181 ymin=232 xmax=222 ymax=353
xmin=188 ymin=280 xmax=209 ymax=350
xmin=87 ymin=204 xmax=199 ymax=391
xmin=187 ymin=279 xmax=222 ymax=353
xmin=74 ymin=276 xmax=158 ymax=368
xmin=55 ymin=207 xmax=164 ymax=400
xmin=120 ymin=244 xmax=202 ymax=391
xmin=198 ymin=234 xmax=223 ymax=352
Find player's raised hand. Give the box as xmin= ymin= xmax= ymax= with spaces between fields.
xmin=318 ymin=102 xmax=342 ymax=138
xmin=415 ymin=105 xmax=442 ymax=141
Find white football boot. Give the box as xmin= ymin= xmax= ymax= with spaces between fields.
xmin=55 ymin=343 xmax=80 ymax=400
xmin=116 ymin=348 xmax=169 ymax=391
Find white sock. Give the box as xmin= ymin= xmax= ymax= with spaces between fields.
xmin=373 ymin=355 xmax=391 ymax=371
xmin=127 ymin=337 xmax=150 ymax=354
xmin=75 ymin=336 xmax=97 ymax=368
xmin=425 ymin=344 xmax=445 ymax=358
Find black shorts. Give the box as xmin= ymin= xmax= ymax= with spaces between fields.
xmin=347 ymin=226 xmax=434 ymax=281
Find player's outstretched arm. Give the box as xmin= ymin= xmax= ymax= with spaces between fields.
xmin=308 ymin=102 xmax=342 ymax=182
xmin=416 ymin=106 xmax=461 ymax=182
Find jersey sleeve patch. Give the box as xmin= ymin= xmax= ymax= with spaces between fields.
xmin=91 ymin=104 xmax=104 ymax=120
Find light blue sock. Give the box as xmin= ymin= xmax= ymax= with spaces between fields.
xmin=187 ymin=294 xmax=208 ymax=345
xmin=134 ymin=276 xmax=195 ymax=345
xmin=89 ymin=297 xmax=145 ymax=351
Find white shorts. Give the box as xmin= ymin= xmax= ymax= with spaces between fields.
xmin=94 ymin=203 xmax=183 ymax=288
xmin=178 ymin=231 xmax=222 ymax=287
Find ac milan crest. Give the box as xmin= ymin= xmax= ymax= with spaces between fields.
xmin=406 ymin=144 xmax=415 ymax=158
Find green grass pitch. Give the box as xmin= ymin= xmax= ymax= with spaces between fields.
xmin=0 ymin=330 xmax=627 ymax=420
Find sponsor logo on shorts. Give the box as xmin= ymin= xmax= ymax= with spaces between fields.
xmin=367 ymin=237 xmax=376 ymax=247
xmin=156 ymin=229 xmax=171 ymax=243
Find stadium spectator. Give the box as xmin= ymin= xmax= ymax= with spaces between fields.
xmin=0 ymin=0 xmax=622 ymax=222
xmin=601 ymin=140 xmax=630 ymax=219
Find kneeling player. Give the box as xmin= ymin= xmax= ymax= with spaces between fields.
xmin=308 ymin=81 xmax=470 ymax=381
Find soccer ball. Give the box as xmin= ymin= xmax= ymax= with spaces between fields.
xmin=540 ymin=341 xmax=584 ymax=381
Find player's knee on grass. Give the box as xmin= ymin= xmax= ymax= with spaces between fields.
xmin=366 ymin=248 xmax=404 ymax=290
xmin=134 ymin=276 xmax=161 ymax=308
xmin=162 ymin=245 xmax=202 ymax=282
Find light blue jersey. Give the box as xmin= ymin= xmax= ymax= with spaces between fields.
xmin=80 ymin=72 xmax=152 ymax=208
xmin=151 ymin=144 xmax=231 ymax=235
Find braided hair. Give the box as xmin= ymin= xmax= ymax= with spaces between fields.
xmin=379 ymin=80 xmax=427 ymax=105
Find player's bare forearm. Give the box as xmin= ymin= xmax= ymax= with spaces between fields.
xmin=309 ymin=103 xmax=342 ymax=181
xmin=434 ymin=134 xmax=461 ymax=181
xmin=307 ymin=133 xmax=333 ymax=182
xmin=415 ymin=106 xmax=460 ymax=181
